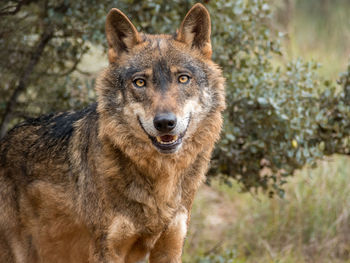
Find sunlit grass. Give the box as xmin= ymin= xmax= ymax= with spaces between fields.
xmin=184 ymin=155 xmax=350 ymax=262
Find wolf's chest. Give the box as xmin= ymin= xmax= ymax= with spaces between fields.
xmin=107 ymin=207 xmax=188 ymax=262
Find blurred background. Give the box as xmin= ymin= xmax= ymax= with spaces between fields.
xmin=1 ymin=0 xmax=350 ymax=262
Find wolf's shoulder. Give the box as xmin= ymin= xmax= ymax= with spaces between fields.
xmin=14 ymin=103 xmax=97 ymax=137
xmin=0 ymin=103 xmax=98 ymax=148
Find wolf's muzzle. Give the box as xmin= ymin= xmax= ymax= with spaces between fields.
xmin=138 ymin=113 xmax=191 ymax=154
xmin=153 ymin=112 xmax=177 ymax=133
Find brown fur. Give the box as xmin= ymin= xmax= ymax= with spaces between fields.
xmin=0 ymin=4 xmax=225 ymax=263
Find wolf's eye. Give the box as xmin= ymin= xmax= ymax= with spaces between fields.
xmin=178 ymin=75 xmax=190 ymax=84
xmin=134 ymin=78 xmax=146 ymax=88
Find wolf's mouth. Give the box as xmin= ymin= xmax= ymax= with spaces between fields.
xmin=156 ymin=135 xmax=179 ymax=144
xmin=137 ymin=116 xmax=190 ymax=154
xmin=151 ymin=134 xmax=184 ymax=153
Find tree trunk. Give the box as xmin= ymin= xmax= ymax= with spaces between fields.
xmin=0 ymin=28 xmax=53 ymax=139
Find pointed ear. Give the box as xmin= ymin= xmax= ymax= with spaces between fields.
xmin=105 ymin=8 xmax=142 ymax=63
xmin=176 ymin=3 xmax=212 ymax=58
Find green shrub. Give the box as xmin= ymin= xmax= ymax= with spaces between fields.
xmin=206 ymin=0 xmax=350 ymax=195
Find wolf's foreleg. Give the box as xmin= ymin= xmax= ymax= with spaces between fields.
xmin=149 ymin=209 xmax=188 ymax=263
xmin=89 ymin=216 xmax=139 ymax=263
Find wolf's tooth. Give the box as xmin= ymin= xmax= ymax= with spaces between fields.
xmin=156 ymin=135 xmax=180 ymax=145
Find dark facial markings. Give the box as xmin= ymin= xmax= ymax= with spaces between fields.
xmin=152 ymin=59 xmax=172 ymax=93
xmin=123 ymin=66 xmax=144 ymax=80
xmin=116 ymin=44 xmax=211 ymax=107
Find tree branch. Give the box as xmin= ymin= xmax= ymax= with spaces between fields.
xmin=43 ymin=55 xmax=83 ymax=77
xmin=0 ymin=0 xmax=33 ymax=16
xmin=76 ymin=67 xmax=92 ymax=76
xmin=0 ymin=27 xmax=54 ymax=138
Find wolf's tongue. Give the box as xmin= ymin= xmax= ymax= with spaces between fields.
xmin=160 ymin=135 xmax=175 ymax=142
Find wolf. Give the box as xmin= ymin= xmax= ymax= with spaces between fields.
xmin=0 ymin=3 xmax=225 ymax=263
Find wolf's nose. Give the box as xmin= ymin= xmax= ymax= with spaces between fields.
xmin=153 ymin=113 xmax=177 ymax=133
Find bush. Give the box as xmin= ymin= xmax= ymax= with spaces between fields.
xmin=206 ymin=0 xmax=350 ymax=195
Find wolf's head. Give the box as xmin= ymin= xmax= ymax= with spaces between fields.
xmin=97 ymin=4 xmax=225 ymax=158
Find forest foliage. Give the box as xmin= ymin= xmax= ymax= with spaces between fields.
xmin=1 ymin=0 xmax=350 ymax=195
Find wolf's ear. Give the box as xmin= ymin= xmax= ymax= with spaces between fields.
xmin=176 ymin=3 xmax=212 ymax=58
xmin=105 ymin=8 xmax=141 ymax=63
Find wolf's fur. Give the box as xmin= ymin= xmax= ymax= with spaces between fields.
xmin=0 ymin=4 xmax=225 ymax=263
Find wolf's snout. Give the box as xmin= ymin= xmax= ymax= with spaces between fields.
xmin=153 ymin=113 xmax=177 ymax=133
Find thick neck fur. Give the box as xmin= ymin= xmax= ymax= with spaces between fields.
xmin=101 ymin=138 xmax=185 ymax=205
xmin=95 ymin=136 xmax=190 ymax=232
xmin=97 ymin=131 xmax=199 ymax=208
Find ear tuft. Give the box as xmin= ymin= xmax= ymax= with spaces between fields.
xmin=176 ymin=3 xmax=212 ymax=58
xmin=105 ymin=8 xmax=141 ymax=63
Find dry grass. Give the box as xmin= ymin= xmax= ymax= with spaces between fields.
xmin=184 ymin=156 xmax=350 ymax=262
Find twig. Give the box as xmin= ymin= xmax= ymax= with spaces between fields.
xmin=0 ymin=0 xmax=32 ymax=16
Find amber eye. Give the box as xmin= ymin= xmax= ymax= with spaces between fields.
xmin=178 ymin=75 xmax=190 ymax=84
xmin=134 ymin=78 xmax=146 ymax=88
